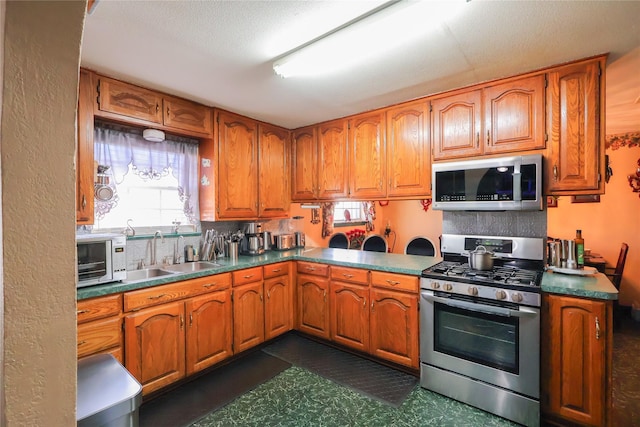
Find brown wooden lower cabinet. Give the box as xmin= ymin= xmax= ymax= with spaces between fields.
xmin=297 ymin=271 xmax=331 ymax=339
xmin=232 ymin=281 xmax=265 ymax=353
xmin=369 ymin=287 xmax=419 ymax=369
xmin=330 ymin=281 xmax=370 ymax=352
xmin=264 ymin=274 xmax=293 ymax=340
xmin=77 ymin=294 xmax=123 ymax=362
xmin=541 ymin=293 xmax=612 ymax=427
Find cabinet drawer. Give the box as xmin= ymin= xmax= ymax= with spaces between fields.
xmin=233 ymin=267 xmax=263 ymax=286
xmin=331 ymin=266 xmax=369 ymax=285
xmin=77 ymin=294 xmax=122 ymax=324
xmin=124 ymin=273 xmax=231 ymax=311
xmin=77 ymin=317 xmax=122 ymax=359
xmin=297 ymin=262 xmax=329 ymax=277
xmin=370 ymin=271 xmax=419 ymax=293
xmin=264 ymin=262 xmax=290 ymax=279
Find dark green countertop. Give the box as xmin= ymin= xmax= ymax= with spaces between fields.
xmin=77 ymin=247 xmax=442 ymax=300
xmin=541 ymin=270 xmax=618 ymax=300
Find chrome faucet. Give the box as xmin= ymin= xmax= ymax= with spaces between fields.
xmin=151 ymin=230 xmax=164 ymax=266
xmin=174 ymin=236 xmax=185 ymax=264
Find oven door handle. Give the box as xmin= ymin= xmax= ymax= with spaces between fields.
xmin=421 ymin=293 xmax=538 ymax=318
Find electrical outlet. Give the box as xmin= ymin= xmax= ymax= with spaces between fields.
xmin=384 ymin=225 xmax=391 ymax=237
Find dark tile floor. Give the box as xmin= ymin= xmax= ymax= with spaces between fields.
xmin=140 ymin=318 xmax=640 ymax=427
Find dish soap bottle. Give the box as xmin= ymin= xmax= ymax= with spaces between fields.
xmin=575 ymin=229 xmax=585 ymax=269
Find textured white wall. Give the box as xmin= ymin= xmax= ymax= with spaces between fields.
xmin=2 ymin=2 xmax=85 ymax=425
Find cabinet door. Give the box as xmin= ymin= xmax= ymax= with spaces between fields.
xmin=258 ymin=123 xmax=290 ymax=218
xmin=77 ymin=69 xmax=95 ymax=224
xmin=264 ymin=275 xmax=293 ymax=340
xmin=232 ymin=282 xmax=264 ymax=353
xmin=96 ymin=75 xmax=163 ymax=123
xmin=546 ymin=59 xmax=603 ymax=194
xmin=291 ymin=126 xmax=317 ymax=201
xmin=297 ymin=273 xmax=330 ymax=339
xmin=484 ymin=75 xmax=546 ymax=154
xmin=318 ymin=119 xmax=349 ymax=199
xmin=217 ymin=111 xmax=259 ymax=218
xmin=163 ymin=96 xmax=213 ymax=136
xmin=386 ymin=100 xmax=431 ymax=197
xmin=330 ymin=281 xmax=369 ymax=352
xmin=185 ymin=290 xmax=233 ymax=375
xmin=349 ymin=112 xmax=386 ymax=199
xmin=432 ymin=90 xmax=483 ymax=160
xmin=542 ymin=294 xmax=610 ymax=426
xmin=124 ymin=301 xmax=185 ymax=395
xmin=370 ymin=288 xmax=418 ymax=368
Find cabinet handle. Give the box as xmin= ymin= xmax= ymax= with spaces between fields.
xmin=78 ymin=340 xmax=86 ymax=346
xmin=156 ymin=103 xmax=159 ymax=113
xmin=363 ymin=298 xmax=367 ymax=308
xmin=260 ymin=293 xmax=263 ymax=302
xmin=272 ymin=268 xmax=281 ymax=273
xmin=180 ymin=315 xmax=184 ymax=329
xmin=476 ymin=132 xmax=479 ymax=147
xmin=487 ymin=130 xmax=490 ymax=145
xmin=306 ymin=267 xmax=316 ymax=271
xmin=385 ymin=279 xmax=400 ymax=286
xmin=147 ymin=293 xmax=167 ymax=300
xmin=82 ymin=195 xmax=87 ymax=209
xmin=595 ymin=316 xmax=600 ymax=340
xmin=343 ymin=274 xmax=354 ymax=279
xmin=323 ymin=290 xmax=327 ymax=302
xmin=203 ymin=283 xmax=217 ymax=289
xmin=267 ymin=290 xmax=271 ymax=299
xmin=553 ymin=164 xmax=558 ymax=181
xmin=77 ymin=309 xmax=89 ymax=315
xmin=371 ymin=301 xmax=374 ymax=311
xmin=243 ymin=274 xmax=254 ymax=279
xmin=166 ymin=106 xmax=170 ymax=117
xmin=189 ymin=313 xmax=193 ymax=327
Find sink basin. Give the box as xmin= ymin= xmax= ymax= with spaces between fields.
xmin=124 ymin=268 xmax=176 ymax=282
xmin=161 ymin=261 xmax=222 ymax=273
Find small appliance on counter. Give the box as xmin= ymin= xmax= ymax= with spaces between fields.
xmin=241 ymin=222 xmax=264 ymax=255
xmin=273 ymin=233 xmax=295 ymax=251
xmin=295 ymin=231 xmax=305 ymax=248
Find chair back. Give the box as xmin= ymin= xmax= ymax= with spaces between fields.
xmin=405 ymin=237 xmax=437 ymax=256
xmin=328 ymin=232 xmax=349 ymax=249
xmin=361 ymin=234 xmax=388 ymax=253
xmin=610 ymin=243 xmax=629 ymax=290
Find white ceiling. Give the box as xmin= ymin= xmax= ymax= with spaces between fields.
xmin=81 ymin=0 xmax=640 ymax=130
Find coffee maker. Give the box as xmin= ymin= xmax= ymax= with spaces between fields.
xmin=241 ymin=222 xmax=264 ymax=255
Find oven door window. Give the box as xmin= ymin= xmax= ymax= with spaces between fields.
xmin=434 ymin=301 xmax=519 ymax=374
xmin=77 ymin=242 xmax=108 ymax=280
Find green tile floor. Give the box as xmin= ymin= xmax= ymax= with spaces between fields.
xmin=191 ymin=367 xmax=517 ymax=427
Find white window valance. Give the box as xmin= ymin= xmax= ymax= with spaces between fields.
xmin=93 ymin=122 xmax=200 ymax=223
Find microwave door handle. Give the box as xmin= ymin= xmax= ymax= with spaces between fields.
xmin=513 ymin=162 xmax=522 ymax=202
xmin=421 ymin=293 xmax=535 ymax=317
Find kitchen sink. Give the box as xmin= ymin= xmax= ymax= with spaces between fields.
xmin=161 ymin=261 xmax=222 ymax=273
xmin=124 ymin=268 xmax=176 ymax=282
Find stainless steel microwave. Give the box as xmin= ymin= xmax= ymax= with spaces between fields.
xmin=76 ymin=233 xmax=127 ymax=287
xmin=432 ymin=154 xmax=543 ymax=211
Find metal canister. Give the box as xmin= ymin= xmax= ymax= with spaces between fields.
xmin=548 ymin=241 xmax=561 ymax=267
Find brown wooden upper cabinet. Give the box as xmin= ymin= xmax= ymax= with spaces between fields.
xmin=94 ymin=75 xmax=213 ymax=137
xmin=432 ymin=74 xmax=545 ymax=160
xmin=77 ymin=69 xmax=95 ymax=225
xmin=217 ymin=110 xmax=290 ymax=219
xmin=385 ymin=100 xmax=431 ymax=197
xmin=291 ymin=119 xmax=349 ymax=201
xmin=546 ymin=57 xmax=605 ymax=195
xmin=348 ymin=111 xmax=386 ymax=199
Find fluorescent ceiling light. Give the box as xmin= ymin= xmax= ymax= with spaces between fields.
xmin=273 ymin=0 xmax=467 ymax=78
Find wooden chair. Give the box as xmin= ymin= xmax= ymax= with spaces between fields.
xmin=361 ymin=234 xmax=388 ymax=253
xmin=405 ymin=236 xmax=437 ymax=256
xmin=328 ymin=232 xmax=349 ymax=249
xmin=605 ymin=243 xmax=629 ymax=329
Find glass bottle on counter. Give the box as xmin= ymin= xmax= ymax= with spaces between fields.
xmin=575 ymin=229 xmax=585 ymax=269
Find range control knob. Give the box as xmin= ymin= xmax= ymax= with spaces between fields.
xmin=496 ymin=290 xmax=507 ymax=300
xmin=443 ymin=283 xmax=453 ymax=291
xmin=511 ymin=292 xmax=524 ymax=303
xmin=431 ymin=282 xmax=440 ymax=290
xmin=468 ymin=286 xmax=479 ymax=296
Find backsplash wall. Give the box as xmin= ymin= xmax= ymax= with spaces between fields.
xmin=443 ymin=210 xmax=547 ymax=238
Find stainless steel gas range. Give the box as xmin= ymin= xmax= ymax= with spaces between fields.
xmin=419 ymin=234 xmax=545 ymax=427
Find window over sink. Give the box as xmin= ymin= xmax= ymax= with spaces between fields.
xmin=92 ymin=122 xmax=200 ymax=233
